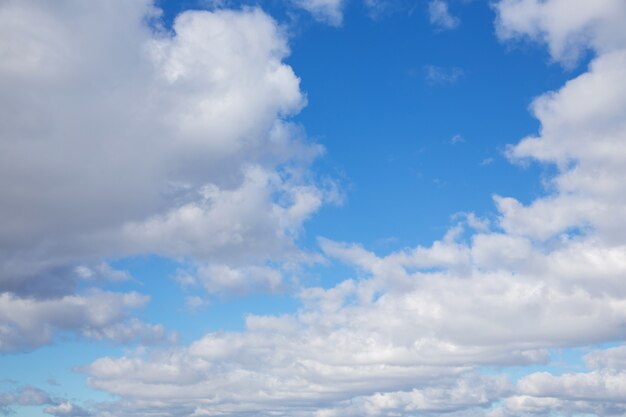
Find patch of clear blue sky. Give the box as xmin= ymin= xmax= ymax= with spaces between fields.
xmin=157 ymin=0 xmax=586 ymax=251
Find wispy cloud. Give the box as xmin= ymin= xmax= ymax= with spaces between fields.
xmin=291 ymin=0 xmax=346 ymax=26
xmin=424 ymin=64 xmax=464 ymax=84
xmin=428 ymin=0 xmax=460 ymax=30
xmin=450 ymin=134 xmax=465 ymax=144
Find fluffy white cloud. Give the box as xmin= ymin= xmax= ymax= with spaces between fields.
xmin=74 ymin=1 xmax=626 ymax=416
xmin=0 ymin=0 xmax=323 ymax=294
xmin=79 ymin=224 xmax=626 ymax=415
xmin=495 ymin=0 xmax=626 ymax=64
xmin=4 ymin=0 xmax=626 ymax=416
xmin=0 ymin=0 xmax=331 ymax=348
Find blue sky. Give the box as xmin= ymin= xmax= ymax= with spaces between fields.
xmin=2 ymin=1 xmax=626 ymax=416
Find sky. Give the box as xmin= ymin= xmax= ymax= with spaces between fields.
xmin=1 ymin=0 xmax=626 ymax=416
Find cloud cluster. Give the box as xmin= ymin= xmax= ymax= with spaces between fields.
xmin=495 ymin=345 xmax=626 ymax=416
xmin=69 ymin=1 xmax=626 ymax=416
xmin=0 ymin=0 xmax=327 ymax=347
xmin=3 ymin=0 xmax=626 ymax=416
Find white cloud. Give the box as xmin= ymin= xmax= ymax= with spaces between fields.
xmin=73 ymin=1 xmax=626 ymax=415
xmin=428 ymin=0 xmax=460 ymax=31
xmin=362 ymin=0 xmax=405 ymax=20
xmin=585 ymin=345 xmax=626 ymax=370
xmin=424 ymin=65 xmax=464 ymax=84
xmin=3 ymin=0 xmax=626 ymax=416
xmin=44 ymin=401 xmax=90 ymax=417
xmin=0 ymin=0 xmax=324 ymax=296
xmin=315 ymin=374 xmax=510 ymax=416
xmin=495 ymin=0 xmax=626 ymax=64
xmin=492 ymin=344 xmax=626 ymax=416
xmin=450 ymin=134 xmax=465 ymax=144
xmin=78 ymin=226 xmax=626 ymax=415
xmin=291 ymin=0 xmax=346 ymax=26
xmin=184 ymin=296 xmax=210 ymax=311
xmin=0 ymin=0 xmax=332 ymax=349
xmin=0 ymin=290 xmax=168 ymax=352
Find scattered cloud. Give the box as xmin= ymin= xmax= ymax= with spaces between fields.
xmin=184 ymin=296 xmax=210 ymax=311
xmin=0 ymin=386 xmax=51 ymax=409
xmin=428 ymin=0 xmax=460 ymax=31
xmin=363 ymin=0 xmax=406 ymax=20
xmin=450 ymin=134 xmax=465 ymax=144
xmin=424 ymin=65 xmax=464 ymax=84
xmin=291 ymin=0 xmax=346 ymax=26
xmin=0 ymin=386 xmax=88 ymax=417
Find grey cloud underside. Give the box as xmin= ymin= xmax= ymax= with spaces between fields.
xmin=0 ymin=0 xmax=322 ymax=295
xmin=0 ymin=386 xmax=89 ymax=417
xmin=0 ymin=0 xmax=329 ymax=351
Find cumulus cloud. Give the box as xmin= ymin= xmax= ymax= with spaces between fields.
xmin=4 ymin=0 xmax=626 ymax=416
xmin=315 ymin=374 xmax=510 ymax=416
xmin=79 ymin=225 xmax=626 ymax=415
xmin=491 ymin=344 xmax=626 ymax=416
xmin=68 ymin=1 xmax=626 ymax=416
xmin=291 ymin=0 xmax=346 ymax=26
xmin=0 ymin=0 xmax=331 ymax=349
xmin=0 ymin=0 xmax=324 ymax=293
xmin=428 ymin=0 xmax=460 ymax=31
xmin=495 ymin=0 xmax=626 ymax=64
